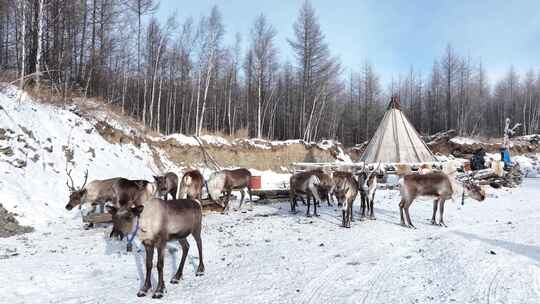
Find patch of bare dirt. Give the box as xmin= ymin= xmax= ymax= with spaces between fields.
xmin=0 ymin=204 xmax=34 ymax=238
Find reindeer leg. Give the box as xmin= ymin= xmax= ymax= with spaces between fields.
xmin=238 ymin=189 xmax=245 ymax=210
xmin=171 ymin=239 xmax=189 ymax=284
xmin=438 ymin=198 xmax=447 ymax=227
xmin=290 ymin=193 xmax=296 ymax=213
xmin=399 ymin=199 xmax=406 ymax=226
xmin=431 ymin=199 xmax=438 ymax=225
xmin=369 ymin=192 xmax=376 ymax=220
xmin=404 ymin=203 xmax=415 ymax=229
xmin=314 ymin=195 xmax=319 ymax=217
xmin=360 ymin=193 xmax=367 ymax=220
xmin=349 ymin=197 xmax=355 ymax=226
xmin=152 ymin=242 xmax=166 ymax=299
xmin=137 ymin=244 xmax=154 ymax=297
xmin=84 ymin=205 xmax=97 ymax=230
xmin=193 ymin=231 xmax=205 ymax=276
xmin=306 ymin=195 xmax=312 ymax=217
xmin=221 ymin=191 xmax=231 ymax=214
xmin=170 ymin=189 xmax=176 ymax=200
xmin=347 ymin=204 xmax=352 ymax=228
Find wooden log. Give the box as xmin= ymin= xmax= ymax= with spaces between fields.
xmin=251 ymin=189 xmax=290 ymax=200
xmin=472 ymin=168 xmax=497 ymax=180
xmin=83 ymin=212 xmax=112 ymax=224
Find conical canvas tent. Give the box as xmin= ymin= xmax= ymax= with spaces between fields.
xmin=360 ymin=96 xmax=437 ymax=164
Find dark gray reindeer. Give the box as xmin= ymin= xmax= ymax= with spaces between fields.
xmin=107 ymin=196 xmax=205 ymax=299
xmin=332 ymin=171 xmax=359 ymax=228
xmin=290 ymin=169 xmax=333 ymax=217
xmin=356 ymin=163 xmax=381 ymax=220
xmin=399 ymin=172 xmax=486 ymax=228
xmin=207 ymin=168 xmax=253 ymax=213
xmin=153 ymin=172 xmax=178 ymax=200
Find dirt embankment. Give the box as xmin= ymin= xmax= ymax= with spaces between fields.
xmin=155 ymin=139 xmax=340 ymax=172
xmin=92 ymin=120 xmax=344 ymax=172
xmin=0 ymin=204 xmax=34 ymax=238
xmin=425 ymin=130 xmax=540 ymax=158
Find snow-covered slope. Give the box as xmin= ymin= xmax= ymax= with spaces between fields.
xmin=0 ymin=84 xmax=177 ymax=227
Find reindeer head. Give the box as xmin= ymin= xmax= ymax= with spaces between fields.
xmin=314 ymin=171 xmax=333 ymax=198
xmin=361 ymin=162 xmax=381 ymax=192
xmin=153 ymin=175 xmax=168 ymax=197
xmin=65 ymin=169 xmax=89 ymax=210
xmin=356 ymin=165 xmax=369 ymax=191
xmin=463 ymin=180 xmax=486 ymax=201
xmin=106 ymin=203 xmax=144 ymax=238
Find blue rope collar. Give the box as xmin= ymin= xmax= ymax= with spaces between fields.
xmin=126 ymin=216 xmax=140 ymax=252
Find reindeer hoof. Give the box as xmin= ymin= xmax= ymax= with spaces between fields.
xmin=152 ymin=291 xmax=164 ymax=299
xmin=170 ymin=278 xmax=181 ymax=284
xmin=439 ymin=222 xmax=447 ymax=227
xmin=196 ymin=271 xmax=205 ymax=277
xmin=407 ymin=224 xmax=416 ymax=229
xmin=137 ymin=291 xmax=147 ymax=297
xmin=431 ymin=220 xmax=437 ymax=225
xmin=369 ymin=216 xmax=376 ymax=220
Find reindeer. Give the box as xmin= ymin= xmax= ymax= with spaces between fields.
xmin=207 ymin=168 xmax=253 ymax=213
xmin=107 ymin=197 xmax=204 ymax=299
xmin=356 ymin=163 xmax=380 ymax=220
xmin=289 ymin=169 xmax=333 ymax=217
xmin=65 ymin=169 xmax=121 ymax=221
xmin=176 ymin=170 xmax=204 ymax=200
xmin=399 ymin=172 xmax=486 ymax=228
xmin=332 ymin=171 xmax=359 ymax=228
xmin=153 ymin=172 xmax=178 ymax=200
xmin=107 ymin=179 xmax=155 ymax=239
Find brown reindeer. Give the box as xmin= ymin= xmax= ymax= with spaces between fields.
xmin=108 ymin=179 xmax=154 ymax=239
xmin=399 ymin=172 xmax=485 ymax=228
xmin=332 ymin=171 xmax=359 ymax=228
xmin=207 ymin=168 xmax=253 ymax=213
xmin=290 ymin=169 xmax=333 ymax=217
xmin=176 ymin=170 xmax=204 ymax=200
xmin=153 ymin=172 xmax=178 ymax=200
xmin=107 ymin=197 xmax=204 ymax=299
xmin=65 ymin=170 xmax=149 ymax=211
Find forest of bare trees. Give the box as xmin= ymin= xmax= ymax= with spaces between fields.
xmin=1 ymin=0 xmax=539 ymax=146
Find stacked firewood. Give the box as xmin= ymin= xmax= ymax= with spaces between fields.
xmin=470 ymin=163 xmax=523 ymax=188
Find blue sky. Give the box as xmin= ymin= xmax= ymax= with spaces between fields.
xmin=156 ymin=0 xmax=540 ymax=86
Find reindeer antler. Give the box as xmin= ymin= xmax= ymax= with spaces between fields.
xmin=80 ymin=169 xmax=89 ymax=190
xmin=65 ymin=168 xmax=89 ymax=192
xmin=66 ymin=169 xmax=76 ymax=192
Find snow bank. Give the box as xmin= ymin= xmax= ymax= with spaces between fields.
xmin=0 ymin=85 xmax=163 ymax=227
xmin=449 ymin=137 xmax=481 ymax=145
xmin=514 ymin=154 xmax=540 ymax=177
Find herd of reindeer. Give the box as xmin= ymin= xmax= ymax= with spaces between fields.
xmin=64 ymin=165 xmax=486 ymax=299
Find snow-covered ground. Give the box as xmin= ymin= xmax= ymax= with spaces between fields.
xmin=1 ymin=179 xmax=539 ymax=304
xmin=1 ymin=84 xmax=539 ymax=303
